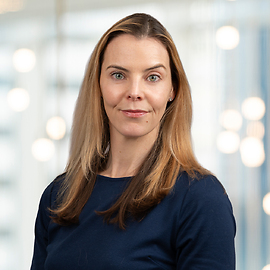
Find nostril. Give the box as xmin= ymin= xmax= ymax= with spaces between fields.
xmin=128 ymin=95 xmax=141 ymax=101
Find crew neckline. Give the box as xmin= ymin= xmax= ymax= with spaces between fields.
xmin=97 ymin=174 xmax=132 ymax=181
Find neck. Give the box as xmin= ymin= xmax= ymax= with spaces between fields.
xmin=100 ymin=132 xmax=158 ymax=178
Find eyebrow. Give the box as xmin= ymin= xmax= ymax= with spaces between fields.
xmin=144 ymin=64 xmax=166 ymax=72
xmin=106 ymin=65 xmax=128 ymax=72
xmin=106 ymin=64 xmax=167 ymax=72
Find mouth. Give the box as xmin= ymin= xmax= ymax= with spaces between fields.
xmin=121 ymin=109 xmax=148 ymax=118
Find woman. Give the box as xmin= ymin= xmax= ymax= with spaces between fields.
xmin=31 ymin=13 xmax=236 ymax=269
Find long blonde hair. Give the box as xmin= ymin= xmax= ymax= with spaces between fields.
xmin=51 ymin=13 xmax=210 ymax=229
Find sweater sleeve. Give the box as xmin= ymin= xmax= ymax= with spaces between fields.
xmin=30 ymin=182 xmax=55 ymax=270
xmin=176 ymin=176 xmax=236 ymax=270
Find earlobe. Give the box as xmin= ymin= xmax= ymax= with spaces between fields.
xmin=169 ymin=88 xmax=175 ymax=102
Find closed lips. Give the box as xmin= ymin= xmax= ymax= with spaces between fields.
xmin=121 ymin=110 xmax=148 ymax=117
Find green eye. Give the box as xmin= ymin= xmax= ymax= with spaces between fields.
xmin=112 ymin=73 xmax=124 ymax=80
xmin=148 ymin=75 xmax=159 ymax=82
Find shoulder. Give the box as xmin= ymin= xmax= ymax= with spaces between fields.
xmin=39 ymin=173 xmax=66 ymax=210
xmin=173 ymin=171 xmax=235 ymax=230
xmin=173 ymin=172 xmax=236 ymax=269
xmin=171 ymin=171 xmax=235 ymax=225
xmin=173 ymin=171 xmax=227 ymax=202
xmin=34 ymin=173 xmax=66 ymax=235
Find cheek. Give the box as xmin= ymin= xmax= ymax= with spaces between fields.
xmin=101 ymin=84 xmax=124 ymax=108
xmin=101 ymin=87 xmax=115 ymax=108
xmin=103 ymin=94 xmax=119 ymax=110
xmin=149 ymin=82 xmax=172 ymax=110
xmin=150 ymin=94 xmax=170 ymax=112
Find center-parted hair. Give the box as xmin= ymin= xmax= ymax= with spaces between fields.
xmin=51 ymin=13 xmax=210 ymax=229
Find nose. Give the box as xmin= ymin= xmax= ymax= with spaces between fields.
xmin=127 ymin=78 xmax=144 ymax=101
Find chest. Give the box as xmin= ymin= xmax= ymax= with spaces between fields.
xmin=45 ymin=179 xmax=180 ymax=270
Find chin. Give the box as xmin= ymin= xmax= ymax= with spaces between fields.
xmin=121 ymin=130 xmax=147 ymax=138
xmin=120 ymin=126 xmax=159 ymax=140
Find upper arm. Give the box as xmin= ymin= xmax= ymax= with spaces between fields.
xmin=30 ymin=182 xmax=55 ymax=270
xmin=176 ymin=176 xmax=236 ymax=270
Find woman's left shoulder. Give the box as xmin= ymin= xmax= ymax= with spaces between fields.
xmin=174 ymin=172 xmax=227 ymax=199
xmin=172 ymin=174 xmax=236 ymax=269
xmin=171 ymin=171 xmax=235 ymax=217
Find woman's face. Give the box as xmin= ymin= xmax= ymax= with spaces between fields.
xmin=100 ymin=34 xmax=174 ymax=141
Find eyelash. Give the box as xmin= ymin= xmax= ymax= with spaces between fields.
xmin=147 ymin=74 xmax=160 ymax=82
xmin=110 ymin=72 xmax=161 ymax=82
xmin=111 ymin=72 xmax=125 ymax=80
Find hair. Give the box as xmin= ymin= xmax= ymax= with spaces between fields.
xmin=51 ymin=13 xmax=211 ymax=229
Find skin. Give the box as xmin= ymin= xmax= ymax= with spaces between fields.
xmin=99 ymin=34 xmax=174 ymax=178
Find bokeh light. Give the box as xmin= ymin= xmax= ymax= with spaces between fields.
xmin=217 ymin=131 xmax=240 ymax=154
xmin=0 ymin=0 xmax=24 ymax=14
xmin=242 ymin=97 xmax=265 ymax=120
xmin=240 ymin=137 xmax=265 ymax=167
xmin=13 ymin=48 xmax=36 ymax=72
xmin=219 ymin=109 xmax=242 ymax=131
xmin=263 ymin=193 xmax=270 ymax=216
xmin=7 ymin=88 xmax=30 ymax=112
xmin=32 ymin=138 xmax=55 ymax=161
xmin=216 ymin=26 xmax=240 ymax=50
xmin=263 ymin=264 xmax=270 ymax=270
xmin=46 ymin=116 xmax=66 ymax=140
xmin=246 ymin=121 xmax=265 ymax=139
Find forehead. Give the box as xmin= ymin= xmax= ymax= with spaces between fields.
xmin=102 ymin=34 xmax=170 ymax=68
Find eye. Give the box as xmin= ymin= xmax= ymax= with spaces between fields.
xmin=147 ymin=74 xmax=160 ymax=82
xmin=112 ymin=72 xmax=124 ymax=80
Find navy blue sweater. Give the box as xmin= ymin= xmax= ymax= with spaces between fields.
xmin=31 ymin=172 xmax=236 ymax=269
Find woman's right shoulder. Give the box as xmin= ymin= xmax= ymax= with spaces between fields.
xmin=34 ymin=173 xmax=66 ymax=230
xmin=39 ymin=172 xmax=66 ymax=209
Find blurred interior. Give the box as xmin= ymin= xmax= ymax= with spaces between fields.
xmin=0 ymin=0 xmax=269 ymax=269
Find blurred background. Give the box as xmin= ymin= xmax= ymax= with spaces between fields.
xmin=0 ymin=0 xmax=269 ymax=269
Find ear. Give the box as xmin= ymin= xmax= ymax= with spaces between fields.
xmin=169 ymin=87 xmax=175 ymax=101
